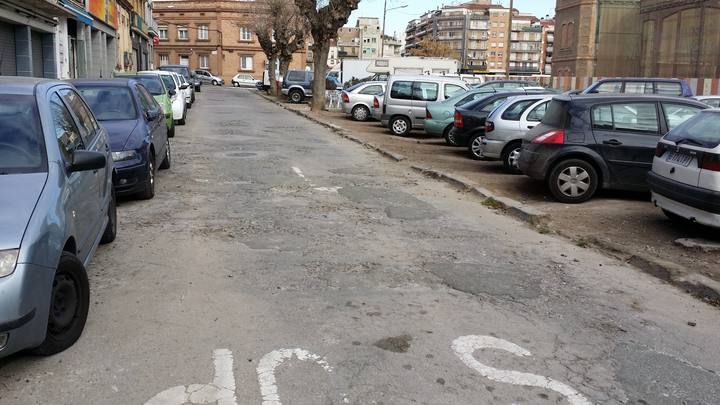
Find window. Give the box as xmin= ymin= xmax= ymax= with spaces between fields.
xmin=240 ymin=56 xmax=253 ymax=70
xmin=444 ymin=84 xmax=465 ymax=99
xmin=178 ymin=26 xmax=188 ymax=40
xmin=77 ymin=87 xmax=137 ymax=121
xmin=665 ymin=111 xmax=720 ymax=148
xmin=661 ymin=103 xmax=703 ymax=130
xmin=198 ymin=24 xmax=209 ymax=40
xmin=49 ymin=93 xmax=83 ymax=163
xmin=60 ymin=89 xmax=98 ymax=143
xmin=137 ymin=85 xmax=160 ymax=112
xmin=158 ymin=26 xmax=168 ymax=40
xmin=479 ymin=97 xmax=509 ymax=112
xmin=502 ymin=99 xmax=541 ymax=121
xmin=413 ymin=82 xmax=438 ymax=102
xmin=704 ymin=98 xmax=720 ymax=108
xmin=655 ymin=82 xmax=682 ymax=96
xmin=0 ymin=94 xmax=45 ymax=173
xmin=239 ymin=27 xmax=252 ymax=41
xmin=135 ymin=85 xmax=152 ymax=112
xmin=390 ymin=81 xmax=413 ymax=100
xmin=199 ymin=54 xmax=209 ymax=69
xmin=624 ymin=81 xmax=653 ymax=94
xmin=159 ymin=54 xmax=169 ymax=65
xmin=526 ymin=101 xmax=549 ymax=122
xmin=287 ymin=71 xmax=305 ymax=81
xmin=592 ymin=103 xmax=659 ymax=133
xmin=593 ymin=81 xmax=622 ymax=94
xmin=359 ymin=85 xmax=383 ymax=95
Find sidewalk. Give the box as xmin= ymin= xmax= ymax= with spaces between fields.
xmin=261 ymin=94 xmax=720 ymax=305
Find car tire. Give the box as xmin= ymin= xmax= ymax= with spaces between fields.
xmin=467 ymin=134 xmax=484 ymax=160
xmin=352 ymin=105 xmax=370 ymax=121
xmin=233 ymin=82 xmax=239 ymax=87
xmin=547 ymin=159 xmax=599 ymax=204
xmin=289 ymin=90 xmax=304 ymax=104
xmin=138 ymin=156 xmax=155 ymax=200
xmin=168 ymin=124 xmax=175 ymax=138
xmin=178 ymin=108 xmax=186 ymax=126
xmin=100 ymin=190 xmax=117 ymax=245
xmin=501 ymin=141 xmax=523 ymax=174
xmin=31 ymin=252 xmax=89 ymax=356
xmin=159 ymin=140 xmax=171 ymax=170
xmin=444 ymin=126 xmax=458 ymax=146
xmin=389 ymin=116 xmax=411 ymax=136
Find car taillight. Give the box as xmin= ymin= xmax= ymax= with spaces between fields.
xmin=486 ymin=121 xmax=495 ymax=133
xmin=341 ymin=92 xmax=350 ymax=103
xmin=454 ymin=111 xmax=464 ymax=128
xmin=701 ymin=153 xmax=720 ymax=172
xmin=373 ymin=97 xmax=379 ymax=109
xmin=531 ymin=129 xmax=565 ymax=144
xmin=426 ymin=108 xmax=433 ymax=119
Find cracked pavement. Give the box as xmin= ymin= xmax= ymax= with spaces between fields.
xmin=0 ymin=88 xmax=719 ymax=404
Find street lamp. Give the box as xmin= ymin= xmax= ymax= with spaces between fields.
xmin=381 ymin=2 xmax=408 ymax=57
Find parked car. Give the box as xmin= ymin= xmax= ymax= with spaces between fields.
xmin=170 ymin=72 xmax=193 ymax=109
xmin=424 ymin=87 xmax=548 ymax=140
xmin=232 ymin=73 xmax=256 ymax=88
xmin=117 ymin=73 xmax=175 ymax=138
xmin=381 ymin=75 xmax=469 ymax=136
xmin=518 ymin=94 xmax=707 ymax=203
xmin=648 ymin=110 xmax=720 ymax=227
xmin=159 ymin=64 xmax=199 ymax=98
xmin=340 ymin=81 xmax=386 ymax=121
xmin=195 ymin=69 xmax=224 ymax=86
xmin=472 ymin=80 xmax=538 ymax=90
xmin=451 ymin=91 xmax=542 ymax=148
xmin=282 ymin=70 xmax=314 ymax=103
xmin=74 ymin=79 xmax=171 ymax=199
xmin=140 ymin=70 xmax=187 ymax=125
xmin=0 ymin=77 xmax=115 ymax=359
xmin=580 ymin=78 xmax=693 ymax=97
xmin=479 ymin=94 xmax=556 ymax=170
xmin=372 ymin=93 xmax=385 ymax=121
xmin=693 ymin=96 xmax=720 ymax=108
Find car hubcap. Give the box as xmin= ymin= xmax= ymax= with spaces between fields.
xmin=471 ymin=138 xmax=483 ymax=157
xmin=49 ymin=273 xmax=79 ymax=333
xmin=447 ymin=131 xmax=456 ymax=145
xmin=558 ymin=166 xmax=590 ymax=197
xmin=354 ymin=108 xmax=368 ymax=120
xmin=508 ymin=148 xmax=521 ymax=168
xmin=292 ymin=94 xmax=301 ymax=102
xmin=393 ymin=120 xmax=407 ymax=134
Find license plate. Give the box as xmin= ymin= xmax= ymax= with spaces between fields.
xmin=666 ymin=151 xmax=693 ymax=167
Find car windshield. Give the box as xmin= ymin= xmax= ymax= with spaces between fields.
xmin=77 ymin=86 xmax=137 ymax=121
xmin=664 ymin=111 xmax=720 ymax=149
xmin=162 ymin=67 xmax=191 ymax=81
xmin=131 ymin=76 xmax=164 ymax=95
xmin=159 ymin=75 xmax=175 ymax=91
xmin=0 ymin=94 xmax=45 ymax=174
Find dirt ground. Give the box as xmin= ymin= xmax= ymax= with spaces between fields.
xmin=283 ymin=101 xmax=719 ymax=285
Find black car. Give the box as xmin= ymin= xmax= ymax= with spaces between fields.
xmin=160 ymin=64 xmax=200 ymax=97
xmin=451 ymin=90 xmax=553 ymax=148
xmin=518 ymin=94 xmax=708 ymax=203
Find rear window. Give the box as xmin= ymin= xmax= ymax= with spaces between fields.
xmin=77 ymin=87 xmax=137 ymax=121
xmin=287 ymin=71 xmax=306 ymax=82
xmin=127 ymin=76 xmax=164 ymax=95
xmin=479 ymin=96 xmax=509 ymax=113
xmin=592 ymin=81 xmax=622 ymax=94
xmin=541 ymin=99 xmax=569 ymax=128
xmin=655 ymin=82 xmax=682 ymax=96
xmin=359 ymin=85 xmax=383 ymax=95
xmin=501 ymin=99 xmax=541 ymax=121
xmin=664 ymin=111 xmax=720 ymax=148
xmin=413 ymin=82 xmax=438 ymax=102
xmin=390 ymin=81 xmax=413 ymax=100
xmin=160 ymin=66 xmax=190 ymax=80
xmin=624 ymin=82 xmax=653 ymax=94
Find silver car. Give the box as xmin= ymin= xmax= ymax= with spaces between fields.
xmin=478 ymin=94 xmax=555 ymax=173
xmin=0 ymin=77 xmax=116 ymax=358
xmin=340 ymin=81 xmax=386 ymax=121
xmin=372 ymin=93 xmax=385 ymax=121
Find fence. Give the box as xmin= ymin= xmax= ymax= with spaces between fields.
xmin=551 ymin=76 xmax=720 ymax=96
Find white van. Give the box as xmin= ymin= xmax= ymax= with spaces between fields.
xmin=381 ymin=75 xmax=468 ymax=136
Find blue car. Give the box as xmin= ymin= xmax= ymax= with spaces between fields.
xmin=581 ymin=78 xmax=693 ymax=97
xmin=0 ymin=77 xmax=115 ymax=359
xmin=74 ymin=79 xmax=171 ymax=200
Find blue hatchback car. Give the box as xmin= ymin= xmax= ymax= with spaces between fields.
xmin=74 ymin=79 xmax=171 ymax=199
xmin=0 ymin=77 xmax=116 ymax=359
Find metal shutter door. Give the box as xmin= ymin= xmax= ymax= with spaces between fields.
xmin=0 ymin=22 xmax=16 ymax=76
xmin=31 ymin=30 xmax=43 ymax=77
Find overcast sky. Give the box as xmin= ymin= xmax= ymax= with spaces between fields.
xmin=348 ymin=0 xmax=556 ymax=37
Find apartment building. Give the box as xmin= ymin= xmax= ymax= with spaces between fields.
xmin=540 ymin=20 xmax=554 ymax=75
xmin=337 ymin=27 xmax=360 ymax=59
xmin=508 ymin=15 xmax=541 ymax=75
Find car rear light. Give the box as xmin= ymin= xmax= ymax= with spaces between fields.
xmin=373 ymin=97 xmax=379 ymax=109
xmin=531 ymin=129 xmax=565 ymax=145
xmin=485 ymin=121 xmax=495 ymax=133
xmin=454 ymin=111 xmax=464 ymax=128
xmin=426 ymin=108 xmax=433 ymax=119
xmin=341 ymin=92 xmax=350 ymax=103
xmin=701 ymin=153 xmax=720 ymax=172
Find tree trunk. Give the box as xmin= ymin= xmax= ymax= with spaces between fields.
xmin=311 ymin=41 xmax=330 ymax=112
xmin=269 ymin=57 xmax=279 ymax=97
xmin=278 ymin=56 xmax=291 ymax=93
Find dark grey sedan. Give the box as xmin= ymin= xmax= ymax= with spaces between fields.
xmin=0 ymin=77 xmax=116 ymax=358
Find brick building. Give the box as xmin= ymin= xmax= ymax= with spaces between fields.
xmin=152 ymin=0 xmax=307 ymax=84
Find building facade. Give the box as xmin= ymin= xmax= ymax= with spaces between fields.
xmin=152 ymin=0 xmax=307 ymax=84
xmin=508 ymin=15 xmax=542 ymax=75
xmin=337 ymin=26 xmax=360 ymax=59
xmin=540 ymin=20 xmax=554 ymax=75
xmin=357 ymin=17 xmax=381 ymax=59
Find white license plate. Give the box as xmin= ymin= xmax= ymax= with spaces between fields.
xmin=666 ymin=151 xmax=693 ymax=167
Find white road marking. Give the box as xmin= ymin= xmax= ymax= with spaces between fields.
xmin=313 ymin=187 xmax=342 ymax=193
xmin=292 ymin=167 xmax=341 ymax=193
xmin=145 ymin=349 xmax=238 ymax=405
xmin=292 ymin=167 xmax=305 ymax=179
xmin=257 ymin=348 xmax=333 ymax=405
xmin=451 ymin=335 xmax=591 ymax=405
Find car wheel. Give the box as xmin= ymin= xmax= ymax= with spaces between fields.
xmin=389 ymin=116 xmax=411 ymax=136
xmin=444 ymin=126 xmax=458 ymax=146
xmin=100 ymin=189 xmax=117 ymax=245
xmin=501 ymin=141 xmax=523 ymax=174
xmin=178 ymin=108 xmax=186 ymax=126
xmin=212 ymin=80 xmax=218 ymax=86
xmin=233 ymin=82 xmax=239 ymax=87
xmin=548 ymin=159 xmax=599 ymax=204
xmin=31 ymin=252 xmax=89 ymax=356
xmin=138 ymin=157 xmax=155 ymax=200
xmin=467 ymin=134 xmax=484 ymax=160
xmin=159 ymin=139 xmax=171 ymax=170
xmin=168 ymin=123 xmax=175 ymax=138
xmin=352 ymin=105 xmax=370 ymax=121
xmin=289 ymin=90 xmax=304 ymax=104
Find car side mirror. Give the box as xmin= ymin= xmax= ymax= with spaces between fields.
xmin=70 ymin=150 xmax=106 ymax=173
xmin=168 ymin=89 xmax=176 ymax=96
xmin=180 ymin=83 xmax=189 ymax=89
xmin=146 ymin=109 xmax=160 ymax=121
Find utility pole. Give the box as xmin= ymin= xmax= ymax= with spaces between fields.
xmin=505 ymin=0 xmax=513 ymax=78
xmin=381 ymin=0 xmax=387 ymax=58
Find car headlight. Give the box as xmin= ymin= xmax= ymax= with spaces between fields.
xmin=0 ymin=249 xmax=19 ymax=278
xmin=112 ymin=150 xmax=139 ymax=162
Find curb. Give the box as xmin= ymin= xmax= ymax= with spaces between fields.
xmin=258 ymin=94 xmax=406 ymax=162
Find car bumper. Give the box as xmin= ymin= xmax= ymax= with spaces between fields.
xmin=114 ymin=162 xmax=149 ymax=196
xmin=0 ymin=263 xmax=55 ymax=358
xmin=281 ymin=89 xmax=289 ymax=96
xmin=517 ymin=144 xmax=551 ymax=180
xmin=424 ymin=119 xmax=451 ymax=137
xmin=341 ymin=102 xmax=351 ymax=114
xmin=479 ymin=137 xmax=504 ymax=160
xmin=648 ymin=171 xmax=720 ymax=216
xmin=652 ymin=192 xmax=720 ymax=228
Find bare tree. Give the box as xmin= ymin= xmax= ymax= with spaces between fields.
xmin=251 ymin=2 xmax=279 ymax=95
xmin=294 ymin=0 xmax=360 ymax=111
xmin=408 ymin=38 xmax=459 ymax=59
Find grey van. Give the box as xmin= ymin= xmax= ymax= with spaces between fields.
xmin=381 ymin=75 xmax=468 ymax=136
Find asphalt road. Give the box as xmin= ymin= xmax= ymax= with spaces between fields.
xmin=1 ymin=88 xmax=719 ymax=405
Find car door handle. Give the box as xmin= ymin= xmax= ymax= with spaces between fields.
xmin=527 ymin=125 xmax=535 ymax=129
xmin=603 ymin=139 xmax=623 ymax=146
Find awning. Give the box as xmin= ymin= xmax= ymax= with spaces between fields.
xmin=59 ymin=0 xmax=93 ymax=25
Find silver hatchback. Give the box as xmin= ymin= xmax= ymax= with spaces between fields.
xmin=341 ymin=82 xmax=386 ymax=121
xmin=478 ymin=94 xmax=555 ymax=173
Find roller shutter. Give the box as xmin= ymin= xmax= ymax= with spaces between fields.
xmin=0 ymin=22 xmax=16 ymax=76
xmin=31 ymin=30 xmax=43 ymax=77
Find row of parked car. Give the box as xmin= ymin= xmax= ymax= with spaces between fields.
xmin=0 ymin=66 xmax=199 ymax=359
xmin=339 ymin=76 xmax=720 ymax=228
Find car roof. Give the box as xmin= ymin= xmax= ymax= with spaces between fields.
xmin=389 ymin=75 xmax=466 ymax=83
xmin=0 ymin=76 xmax=63 ymax=95
xmin=160 ymin=65 xmax=188 ymax=68
xmin=72 ymin=78 xmax=135 ymax=87
xmin=594 ymin=77 xmax=684 ymax=82
xmin=694 ymin=95 xmax=720 ymax=100
xmin=557 ymin=94 xmax=706 ymax=104
xmin=139 ymin=70 xmax=172 ymax=75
